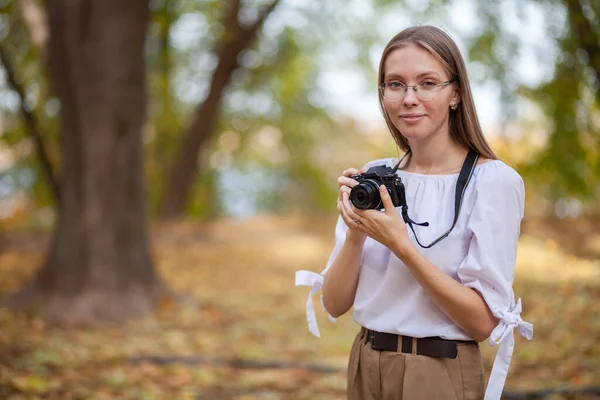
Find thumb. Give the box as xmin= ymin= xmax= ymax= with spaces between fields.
xmin=379 ymin=185 xmax=395 ymax=215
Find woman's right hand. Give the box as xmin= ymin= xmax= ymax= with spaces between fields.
xmin=337 ymin=167 xmax=367 ymax=241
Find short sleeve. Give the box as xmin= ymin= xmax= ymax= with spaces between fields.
xmin=457 ymin=165 xmax=533 ymax=400
xmin=457 ymin=167 xmax=524 ymax=313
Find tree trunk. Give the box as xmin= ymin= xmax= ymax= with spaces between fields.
xmin=9 ymin=0 xmax=163 ymax=325
xmin=566 ymin=0 xmax=600 ymax=102
xmin=158 ymin=0 xmax=280 ymax=218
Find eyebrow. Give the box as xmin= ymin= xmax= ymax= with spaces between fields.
xmin=385 ymin=71 xmax=442 ymax=80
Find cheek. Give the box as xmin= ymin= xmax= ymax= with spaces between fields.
xmin=382 ymin=102 xmax=399 ymax=127
xmin=383 ymin=100 xmax=398 ymax=116
xmin=426 ymin=102 xmax=448 ymax=120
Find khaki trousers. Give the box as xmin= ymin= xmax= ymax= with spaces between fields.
xmin=347 ymin=329 xmax=486 ymax=400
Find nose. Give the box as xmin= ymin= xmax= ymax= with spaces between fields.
xmin=402 ymin=86 xmax=419 ymax=106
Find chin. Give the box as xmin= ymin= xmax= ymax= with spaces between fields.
xmin=398 ymin=127 xmax=426 ymax=140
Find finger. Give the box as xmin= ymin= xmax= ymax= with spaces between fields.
xmin=343 ymin=168 xmax=361 ymax=177
xmin=343 ymin=192 xmax=362 ymax=224
xmin=338 ymin=176 xmax=360 ymax=188
xmin=353 ymin=206 xmax=369 ymax=219
xmin=338 ymin=201 xmax=348 ymax=223
xmin=379 ymin=185 xmax=396 ymax=215
xmin=338 ymin=186 xmax=352 ymax=205
xmin=339 ymin=198 xmax=358 ymax=228
xmin=339 ymin=195 xmax=352 ymax=221
xmin=337 ymin=198 xmax=346 ymax=218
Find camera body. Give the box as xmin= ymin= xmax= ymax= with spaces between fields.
xmin=350 ymin=165 xmax=404 ymax=210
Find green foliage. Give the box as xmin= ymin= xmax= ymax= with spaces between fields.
xmin=467 ymin=0 xmax=599 ymax=201
xmin=0 ymin=2 xmax=60 ymax=213
xmin=2 ymin=0 xmax=600 ymax=223
xmin=523 ymin=61 xmax=593 ymax=198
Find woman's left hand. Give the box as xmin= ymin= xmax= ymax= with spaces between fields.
xmin=343 ymin=184 xmax=412 ymax=253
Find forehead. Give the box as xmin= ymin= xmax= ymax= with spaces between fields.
xmin=383 ymin=43 xmax=448 ymax=79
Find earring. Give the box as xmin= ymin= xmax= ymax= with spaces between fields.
xmin=450 ymin=103 xmax=458 ymax=111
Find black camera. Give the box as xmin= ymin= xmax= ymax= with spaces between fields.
xmin=350 ymin=165 xmax=404 ymax=210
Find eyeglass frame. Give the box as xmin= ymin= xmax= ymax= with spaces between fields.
xmin=378 ymin=78 xmax=457 ymax=102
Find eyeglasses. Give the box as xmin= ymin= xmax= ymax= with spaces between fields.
xmin=379 ymin=79 xmax=456 ymax=102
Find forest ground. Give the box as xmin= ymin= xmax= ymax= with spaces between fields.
xmin=1 ymin=213 xmax=599 ymax=399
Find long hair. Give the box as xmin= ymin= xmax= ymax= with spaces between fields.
xmin=378 ymin=25 xmax=496 ymax=159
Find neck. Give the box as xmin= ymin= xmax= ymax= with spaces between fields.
xmin=403 ymin=133 xmax=467 ymax=174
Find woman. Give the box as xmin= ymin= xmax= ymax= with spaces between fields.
xmin=296 ymin=25 xmax=533 ymax=400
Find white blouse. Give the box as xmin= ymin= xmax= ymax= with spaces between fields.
xmin=295 ymin=157 xmax=533 ymax=400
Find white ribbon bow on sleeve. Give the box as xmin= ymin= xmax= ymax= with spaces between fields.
xmin=295 ymin=270 xmax=336 ymax=338
xmin=484 ymin=298 xmax=533 ymax=400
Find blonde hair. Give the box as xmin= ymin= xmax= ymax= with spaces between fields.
xmin=378 ymin=25 xmax=496 ymax=159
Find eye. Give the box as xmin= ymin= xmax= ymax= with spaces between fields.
xmin=387 ymin=81 xmax=404 ymax=89
xmin=421 ymin=81 xmax=437 ymax=87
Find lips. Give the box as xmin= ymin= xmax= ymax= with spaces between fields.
xmin=399 ymin=114 xmax=426 ymax=123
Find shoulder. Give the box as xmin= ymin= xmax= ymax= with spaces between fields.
xmin=470 ymin=159 xmax=525 ymax=214
xmin=467 ymin=159 xmax=525 ymax=220
xmin=473 ymin=159 xmax=524 ymax=193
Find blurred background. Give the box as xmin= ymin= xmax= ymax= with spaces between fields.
xmin=0 ymin=0 xmax=599 ymax=399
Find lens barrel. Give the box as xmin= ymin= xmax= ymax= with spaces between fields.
xmin=350 ymin=180 xmax=382 ymax=210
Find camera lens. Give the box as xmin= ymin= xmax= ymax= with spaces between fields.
xmin=350 ymin=180 xmax=381 ymax=209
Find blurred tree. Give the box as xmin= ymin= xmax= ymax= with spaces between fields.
xmin=8 ymin=0 xmax=164 ymax=324
xmin=460 ymin=0 xmax=600 ymax=200
xmin=145 ymin=0 xmax=181 ymax=215
xmin=537 ymin=0 xmax=600 ymax=196
xmin=0 ymin=39 xmax=58 ymax=202
xmin=0 ymin=0 xmax=61 ymax=219
xmin=3 ymin=0 xmax=598 ymax=226
xmin=0 ymin=0 xmax=54 ymax=199
xmin=17 ymin=0 xmax=47 ymax=58
xmin=149 ymin=0 xmax=385 ymax=217
xmin=158 ymin=0 xmax=280 ymax=217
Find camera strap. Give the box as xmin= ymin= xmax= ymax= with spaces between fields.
xmin=392 ymin=148 xmax=479 ymax=249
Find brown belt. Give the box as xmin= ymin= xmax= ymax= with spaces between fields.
xmin=362 ymin=327 xmax=477 ymax=359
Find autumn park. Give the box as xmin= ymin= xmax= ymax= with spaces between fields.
xmin=0 ymin=0 xmax=599 ymax=399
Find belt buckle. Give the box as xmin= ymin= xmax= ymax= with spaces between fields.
xmin=369 ymin=331 xmax=380 ymax=350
